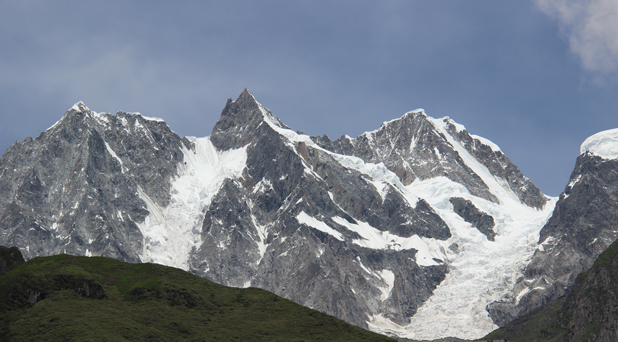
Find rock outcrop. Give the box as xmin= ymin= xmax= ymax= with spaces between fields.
xmin=0 ymin=246 xmax=24 ymax=274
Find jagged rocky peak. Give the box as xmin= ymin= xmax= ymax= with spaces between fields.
xmin=47 ymin=101 xmax=97 ymax=135
xmin=57 ymin=101 xmax=112 ymax=128
xmin=312 ymin=109 xmax=445 ymax=185
xmin=312 ymin=108 xmax=547 ymax=209
xmin=210 ymin=89 xmax=289 ymax=150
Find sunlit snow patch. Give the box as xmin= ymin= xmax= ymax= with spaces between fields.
xmin=140 ymin=115 xmax=165 ymax=122
xmin=377 ymin=269 xmax=395 ymax=301
xmin=296 ymin=212 xmax=344 ymax=241
xmin=331 ymin=216 xmax=446 ymax=266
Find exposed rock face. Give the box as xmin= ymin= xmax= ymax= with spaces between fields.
xmin=488 ymin=153 xmax=618 ymax=326
xmin=563 ymin=243 xmax=618 ymax=341
xmin=0 ymin=246 xmax=25 ymax=274
xmin=444 ymin=124 xmax=547 ymax=209
xmin=449 ymin=197 xmax=495 ymax=241
xmin=0 ymin=89 xmax=557 ymax=339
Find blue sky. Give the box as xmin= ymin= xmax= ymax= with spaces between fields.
xmin=1 ymin=0 xmax=617 ymax=196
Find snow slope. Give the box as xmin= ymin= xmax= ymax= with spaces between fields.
xmin=136 ymin=137 xmax=247 ymax=270
xmin=377 ymin=178 xmax=556 ymax=339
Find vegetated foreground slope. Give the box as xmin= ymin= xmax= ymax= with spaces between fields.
xmin=0 ymin=247 xmax=394 ymax=342
xmin=485 ymin=238 xmax=618 ymax=342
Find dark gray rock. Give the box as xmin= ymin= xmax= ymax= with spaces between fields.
xmin=449 ymin=197 xmax=495 ymax=241
xmin=210 ymin=88 xmax=288 ymax=151
xmin=0 ymin=246 xmax=25 ymax=273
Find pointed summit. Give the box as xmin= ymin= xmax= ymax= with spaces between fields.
xmin=214 ymin=89 xmax=263 ymax=130
xmin=70 ymin=101 xmax=91 ymax=113
xmin=58 ymin=101 xmax=95 ymax=127
xmin=237 ymin=87 xmax=256 ymax=102
xmin=210 ymin=89 xmax=288 ymax=150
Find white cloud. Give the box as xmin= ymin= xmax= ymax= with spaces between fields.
xmin=535 ymin=0 xmax=618 ymax=75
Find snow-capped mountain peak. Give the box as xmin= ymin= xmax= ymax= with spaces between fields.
xmin=70 ymin=101 xmax=90 ymax=113
xmin=580 ymin=128 xmax=618 ymax=160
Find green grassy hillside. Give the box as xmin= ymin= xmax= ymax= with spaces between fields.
xmin=0 ymin=252 xmax=395 ymax=341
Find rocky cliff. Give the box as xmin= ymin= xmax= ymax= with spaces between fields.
xmin=0 ymin=246 xmax=24 ymax=274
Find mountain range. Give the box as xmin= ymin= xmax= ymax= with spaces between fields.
xmin=1 ymin=89 xmax=616 ymax=340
